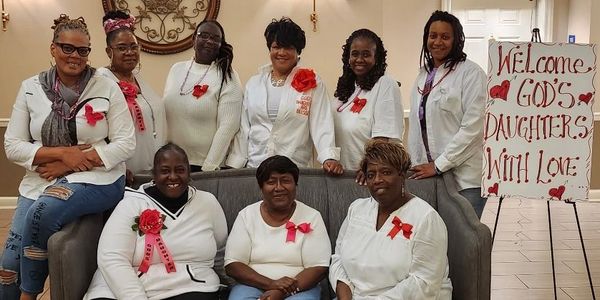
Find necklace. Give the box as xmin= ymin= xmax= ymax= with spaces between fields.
xmin=270 ymin=71 xmax=286 ymax=87
xmin=417 ymin=68 xmax=452 ymax=96
xmin=336 ymin=87 xmax=362 ymax=112
xmin=179 ymin=60 xmax=211 ymax=96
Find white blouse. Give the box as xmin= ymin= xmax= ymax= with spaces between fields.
xmin=330 ymin=196 xmax=452 ymax=299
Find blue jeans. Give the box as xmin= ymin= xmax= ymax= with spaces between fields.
xmin=459 ymin=188 xmax=487 ymax=219
xmin=229 ymin=283 xmax=320 ymax=300
xmin=0 ymin=176 xmax=125 ymax=299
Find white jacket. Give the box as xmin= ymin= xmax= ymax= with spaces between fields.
xmin=408 ymin=59 xmax=486 ymax=190
xmin=227 ymin=64 xmax=340 ymax=168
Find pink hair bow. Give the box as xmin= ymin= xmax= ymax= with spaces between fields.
xmin=103 ymin=16 xmax=136 ymax=33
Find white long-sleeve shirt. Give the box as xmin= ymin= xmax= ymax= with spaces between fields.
xmin=329 ymin=197 xmax=452 ymax=299
xmin=84 ymin=184 xmax=228 ymax=300
xmin=333 ymin=75 xmax=404 ymax=170
xmin=408 ymin=59 xmax=486 ymax=190
xmin=163 ymin=60 xmax=243 ymax=171
xmin=225 ymin=201 xmax=331 ymax=280
xmin=4 ymin=74 xmax=135 ymax=199
xmin=226 ymin=64 xmax=340 ymax=168
xmin=96 ymin=67 xmax=167 ymax=174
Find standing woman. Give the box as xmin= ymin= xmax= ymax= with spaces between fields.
xmin=407 ymin=11 xmax=487 ymax=218
xmin=1 ymin=14 xmax=135 ymax=300
xmin=226 ymin=17 xmax=343 ymax=175
xmin=163 ymin=20 xmax=243 ymax=172
xmin=97 ymin=10 xmax=167 ymax=186
xmin=333 ymin=29 xmax=404 ymax=170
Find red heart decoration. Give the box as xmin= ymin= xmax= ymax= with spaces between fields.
xmin=548 ymin=185 xmax=566 ymax=200
xmin=489 ymin=80 xmax=510 ymax=101
xmin=84 ymin=104 xmax=104 ymax=126
xmin=578 ymin=92 xmax=593 ymax=104
xmin=487 ymin=182 xmax=499 ymax=195
xmin=192 ymin=84 xmax=209 ymax=99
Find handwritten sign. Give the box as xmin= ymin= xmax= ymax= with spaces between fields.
xmin=482 ymin=41 xmax=596 ymax=201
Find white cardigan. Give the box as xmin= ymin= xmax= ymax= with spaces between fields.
xmin=4 ymin=74 xmax=135 ymax=199
xmin=226 ymin=64 xmax=340 ymax=168
xmin=84 ymin=184 xmax=228 ymax=300
xmin=408 ymin=59 xmax=486 ymax=190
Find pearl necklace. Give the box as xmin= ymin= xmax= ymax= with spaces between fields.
xmin=179 ymin=60 xmax=211 ymax=96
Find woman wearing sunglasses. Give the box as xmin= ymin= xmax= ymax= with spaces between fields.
xmin=97 ymin=10 xmax=167 ymax=186
xmin=0 ymin=14 xmax=135 ymax=300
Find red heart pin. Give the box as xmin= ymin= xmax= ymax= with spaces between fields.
xmin=192 ymin=84 xmax=209 ymax=99
xmin=489 ymin=80 xmax=510 ymax=101
xmin=487 ymin=182 xmax=499 ymax=195
xmin=548 ymin=185 xmax=566 ymax=200
xmin=578 ymin=92 xmax=593 ymax=104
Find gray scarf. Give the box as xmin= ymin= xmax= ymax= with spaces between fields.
xmin=39 ymin=66 xmax=95 ymax=146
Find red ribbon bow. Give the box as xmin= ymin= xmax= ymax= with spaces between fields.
xmin=387 ymin=216 xmax=413 ymax=240
xmin=136 ymin=209 xmax=176 ymax=274
xmin=192 ymin=84 xmax=209 ymax=99
xmin=286 ymin=221 xmax=312 ymax=242
xmin=84 ymin=104 xmax=104 ymax=126
xmin=350 ymin=97 xmax=367 ymax=113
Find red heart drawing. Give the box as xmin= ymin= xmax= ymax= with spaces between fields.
xmin=489 ymin=80 xmax=510 ymax=101
xmin=487 ymin=182 xmax=499 ymax=195
xmin=548 ymin=185 xmax=566 ymax=200
xmin=578 ymin=92 xmax=593 ymax=104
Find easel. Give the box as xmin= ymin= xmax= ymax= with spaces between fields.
xmin=490 ymin=28 xmax=596 ymax=300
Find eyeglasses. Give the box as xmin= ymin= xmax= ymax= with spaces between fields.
xmin=54 ymin=42 xmax=92 ymax=57
xmin=110 ymin=44 xmax=140 ymax=53
xmin=196 ymin=32 xmax=222 ymax=44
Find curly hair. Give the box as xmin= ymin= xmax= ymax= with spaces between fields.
xmin=419 ymin=10 xmax=466 ymax=73
xmin=102 ymin=10 xmax=133 ymax=46
xmin=52 ymin=14 xmax=90 ymax=43
xmin=359 ymin=139 xmax=411 ymax=175
xmin=194 ymin=20 xmax=234 ymax=86
xmin=264 ymin=17 xmax=306 ymax=54
xmin=334 ymin=29 xmax=387 ymax=103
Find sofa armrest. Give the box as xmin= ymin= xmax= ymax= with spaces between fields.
xmin=48 ymin=213 xmax=104 ymax=300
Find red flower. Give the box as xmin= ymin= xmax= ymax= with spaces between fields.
xmin=84 ymin=104 xmax=104 ymax=126
xmin=192 ymin=84 xmax=209 ymax=99
xmin=291 ymin=69 xmax=317 ymax=93
xmin=117 ymin=80 xmax=138 ymax=100
xmin=132 ymin=209 xmax=167 ymax=236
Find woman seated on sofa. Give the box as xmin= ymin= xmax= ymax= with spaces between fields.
xmin=330 ymin=139 xmax=452 ymax=299
xmin=225 ymin=155 xmax=331 ymax=300
xmin=84 ymin=143 xmax=228 ymax=300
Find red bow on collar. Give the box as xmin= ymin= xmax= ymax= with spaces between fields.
xmin=192 ymin=84 xmax=209 ymax=99
xmin=286 ymin=221 xmax=312 ymax=242
xmin=350 ymin=97 xmax=367 ymax=113
xmin=387 ymin=216 xmax=413 ymax=240
xmin=84 ymin=104 xmax=104 ymax=126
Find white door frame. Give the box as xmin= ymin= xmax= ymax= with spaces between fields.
xmin=442 ymin=0 xmax=554 ymax=42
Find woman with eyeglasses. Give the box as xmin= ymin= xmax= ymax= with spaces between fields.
xmin=1 ymin=14 xmax=135 ymax=300
xmin=97 ymin=10 xmax=167 ymax=186
xmin=163 ymin=20 xmax=243 ymax=172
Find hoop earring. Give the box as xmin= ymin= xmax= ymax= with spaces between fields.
xmin=49 ymin=56 xmax=55 ymax=67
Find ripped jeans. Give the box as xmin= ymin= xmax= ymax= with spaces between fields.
xmin=0 ymin=176 xmax=125 ymax=299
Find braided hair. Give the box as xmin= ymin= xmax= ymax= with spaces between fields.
xmin=334 ymin=29 xmax=387 ymax=103
xmin=52 ymin=14 xmax=90 ymax=42
xmin=102 ymin=10 xmax=133 ymax=46
xmin=193 ymin=20 xmax=234 ymax=86
xmin=419 ymin=10 xmax=466 ymax=73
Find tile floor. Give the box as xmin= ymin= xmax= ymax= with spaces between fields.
xmin=0 ymin=197 xmax=598 ymax=299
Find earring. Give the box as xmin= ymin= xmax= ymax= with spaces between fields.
xmin=50 ymin=56 xmax=55 ymax=67
xmin=133 ymin=61 xmax=142 ymax=75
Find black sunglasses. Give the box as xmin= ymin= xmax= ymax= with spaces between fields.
xmin=54 ymin=42 xmax=92 ymax=57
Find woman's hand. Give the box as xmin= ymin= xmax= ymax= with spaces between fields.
xmin=125 ymin=169 xmax=135 ymax=187
xmin=84 ymin=149 xmax=104 ymax=167
xmin=355 ymin=169 xmax=366 ymax=186
xmin=35 ymin=161 xmax=72 ymax=181
xmin=61 ymin=145 xmax=93 ymax=172
xmin=259 ymin=289 xmax=286 ymax=300
xmin=409 ymin=162 xmax=437 ymax=179
xmin=323 ymin=159 xmax=344 ymax=176
xmin=268 ymin=276 xmax=298 ymax=295
xmin=335 ymin=281 xmax=353 ymax=300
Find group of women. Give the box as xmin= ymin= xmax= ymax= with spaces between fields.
xmin=0 ymin=7 xmax=486 ymax=300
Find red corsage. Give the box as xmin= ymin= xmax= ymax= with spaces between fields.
xmin=291 ymin=69 xmax=317 ymax=93
xmin=350 ymin=97 xmax=367 ymax=113
xmin=192 ymin=84 xmax=209 ymax=99
xmin=387 ymin=216 xmax=413 ymax=240
xmin=84 ymin=104 xmax=104 ymax=126
xmin=286 ymin=221 xmax=312 ymax=242
xmin=132 ymin=209 xmax=176 ymax=274
xmin=117 ymin=80 xmax=145 ymax=132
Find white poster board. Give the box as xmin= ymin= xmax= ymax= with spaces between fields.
xmin=482 ymin=41 xmax=596 ymax=201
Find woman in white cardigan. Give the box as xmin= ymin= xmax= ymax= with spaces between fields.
xmin=163 ymin=20 xmax=243 ymax=172
xmin=226 ymin=17 xmax=343 ymax=175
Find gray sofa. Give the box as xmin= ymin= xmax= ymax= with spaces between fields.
xmin=48 ymin=169 xmax=492 ymax=299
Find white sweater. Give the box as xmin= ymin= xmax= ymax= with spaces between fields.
xmin=4 ymin=74 xmax=135 ymax=199
xmin=84 ymin=184 xmax=228 ymax=300
xmin=163 ymin=60 xmax=243 ymax=171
